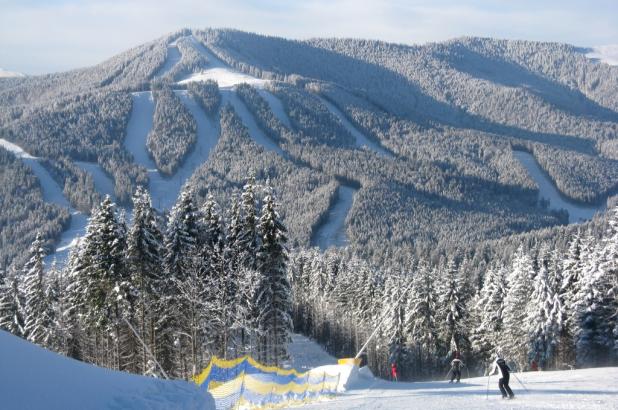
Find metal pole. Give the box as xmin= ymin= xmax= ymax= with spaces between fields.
xmin=355 ymin=280 xmax=415 ymax=359
xmin=123 ymin=317 xmax=170 ymax=380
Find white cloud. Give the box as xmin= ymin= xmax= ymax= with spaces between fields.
xmin=0 ymin=0 xmax=616 ymax=74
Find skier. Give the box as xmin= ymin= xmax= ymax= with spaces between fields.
xmin=390 ymin=362 xmax=398 ymax=382
xmin=449 ymin=357 xmax=465 ymax=383
xmin=490 ymin=355 xmax=515 ymax=399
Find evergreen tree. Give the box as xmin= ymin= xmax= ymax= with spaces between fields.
xmin=527 ymin=245 xmax=562 ymax=369
xmin=255 ymin=188 xmax=292 ymax=365
xmin=0 ymin=272 xmax=25 ymax=337
xmin=405 ymin=261 xmax=438 ymax=378
xmin=502 ymin=247 xmax=535 ymax=371
xmin=22 ymin=232 xmax=55 ymax=349
xmin=126 ymin=187 xmax=164 ymax=374
xmin=437 ymin=258 xmax=466 ymax=354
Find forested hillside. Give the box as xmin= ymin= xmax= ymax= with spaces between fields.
xmin=0 ymin=29 xmax=618 ymax=326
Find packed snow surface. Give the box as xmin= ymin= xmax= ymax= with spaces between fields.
xmin=303 ymin=366 xmax=618 ymax=409
xmin=0 ymin=330 xmax=215 ymax=410
xmin=123 ymin=91 xmax=219 ymax=210
xmin=585 ymin=45 xmax=618 ymax=66
xmin=312 ymin=185 xmax=357 ymax=250
xmin=513 ymin=150 xmax=604 ymax=223
xmin=318 ymin=97 xmax=393 ymax=158
xmin=177 ymin=36 xmax=267 ymax=89
xmin=257 ymin=88 xmax=293 ymax=129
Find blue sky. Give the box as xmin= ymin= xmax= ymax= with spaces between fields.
xmin=1 ymin=0 xmax=617 ymax=74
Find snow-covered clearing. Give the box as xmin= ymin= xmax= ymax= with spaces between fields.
xmin=74 ymin=161 xmax=117 ymax=201
xmin=0 ymin=138 xmax=88 ymax=263
xmin=585 ymin=45 xmax=618 ymax=66
xmin=153 ymin=40 xmax=182 ymax=78
xmin=318 ymin=97 xmax=392 ymax=158
xmin=312 ymin=185 xmax=357 ymax=250
xmin=303 ymin=367 xmax=618 ymax=410
xmin=220 ymin=89 xmax=288 ymax=158
xmin=0 ymin=330 xmax=215 ymax=410
xmin=124 ymin=91 xmax=219 ymax=210
xmin=257 ymin=88 xmax=293 ymax=129
xmin=177 ymin=36 xmax=267 ymax=89
xmin=513 ymin=150 xmax=604 ymax=223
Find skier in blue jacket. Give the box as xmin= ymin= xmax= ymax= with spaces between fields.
xmin=490 ymin=355 xmax=515 ymax=399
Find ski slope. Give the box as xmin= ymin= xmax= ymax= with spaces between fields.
xmin=0 ymin=138 xmax=89 ymax=263
xmin=178 ymin=36 xmax=267 ymax=89
xmin=318 ymin=97 xmax=393 ymax=158
xmin=585 ymin=45 xmax=618 ymax=66
xmin=153 ymin=39 xmax=182 ymax=78
xmin=312 ymin=185 xmax=357 ymax=250
xmin=123 ymin=91 xmax=219 ymax=210
xmin=513 ymin=150 xmax=604 ymax=223
xmin=303 ymin=366 xmax=618 ymax=410
xmin=74 ymin=161 xmax=117 ymax=201
xmin=0 ymin=330 xmax=215 ymax=410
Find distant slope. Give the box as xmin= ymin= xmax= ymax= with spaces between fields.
xmin=0 ymin=331 xmax=215 ymax=410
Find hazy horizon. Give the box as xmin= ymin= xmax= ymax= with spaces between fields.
xmin=1 ymin=0 xmax=617 ymax=75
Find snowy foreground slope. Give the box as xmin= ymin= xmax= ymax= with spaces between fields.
xmin=0 ymin=331 xmax=215 ymax=410
xmin=304 ymin=366 xmax=618 ymax=410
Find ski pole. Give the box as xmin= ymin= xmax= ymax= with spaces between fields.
xmin=445 ymin=369 xmax=452 ymax=381
xmin=465 ymin=367 xmax=470 ymax=379
xmin=512 ymin=372 xmax=529 ymax=392
xmin=485 ymin=375 xmax=491 ymax=399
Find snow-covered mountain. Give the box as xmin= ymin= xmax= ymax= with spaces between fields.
xmin=0 ymin=28 xmax=617 ymax=269
xmin=0 ymin=68 xmax=25 ymax=78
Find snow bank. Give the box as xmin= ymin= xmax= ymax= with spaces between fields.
xmin=585 ymin=45 xmax=618 ymax=66
xmin=0 ymin=331 xmax=215 ymax=410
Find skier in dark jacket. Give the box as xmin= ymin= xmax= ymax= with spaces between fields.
xmin=449 ymin=358 xmax=465 ymax=383
xmin=490 ymin=356 xmax=515 ymax=399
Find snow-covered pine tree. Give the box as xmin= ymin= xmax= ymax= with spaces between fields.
xmin=526 ymin=245 xmax=562 ymax=369
xmin=470 ymin=266 xmax=506 ymax=367
xmin=255 ymin=188 xmax=292 ymax=366
xmin=22 ymin=232 xmax=56 ymax=349
xmin=437 ymin=257 xmax=466 ymax=355
xmin=161 ymin=187 xmax=200 ymax=377
xmin=574 ymin=242 xmax=617 ymax=367
xmin=0 ymin=271 xmax=25 ymax=337
xmin=502 ymin=246 xmax=535 ymax=371
xmin=126 ymin=187 xmax=164 ymax=374
xmin=75 ymin=196 xmax=131 ymax=370
xmin=239 ymin=176 xmax=259 ymax=270
xmin=383 ymin=273 xmax=410 ymax=379
xmin=405 ymin=261 xmax=438 ymax=378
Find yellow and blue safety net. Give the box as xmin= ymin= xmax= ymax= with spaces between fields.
xmin=193 ymin=355 xmax=340 ymax=409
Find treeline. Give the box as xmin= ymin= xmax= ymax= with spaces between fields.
xmin=0 ymin=177 xmax=293 ymax=378
xmin=288 ymin=205 xmax=618 ymax=380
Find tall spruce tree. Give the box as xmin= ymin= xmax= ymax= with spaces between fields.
xmin=255 ymin=188 xmax=292 ymax=365
xmin=22 ymin=232 xmax=55 ymax=349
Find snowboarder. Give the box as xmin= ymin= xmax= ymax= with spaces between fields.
xmin=490 ymin=355 xmax=515 ymax=399
xmin=390 ymin=362 xmax=398 ymax=382
xmin=449 ymin=357 xmax=465 ymax=383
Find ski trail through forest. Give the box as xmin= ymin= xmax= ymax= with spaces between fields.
xmin=513 ymin=150 xmax=605 ymax=222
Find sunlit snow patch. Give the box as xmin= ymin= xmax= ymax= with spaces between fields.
xmin=585 ymin=45 xmax=618 ymax=66
xmin=0 ymin=68 xmax=25 ymax=78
